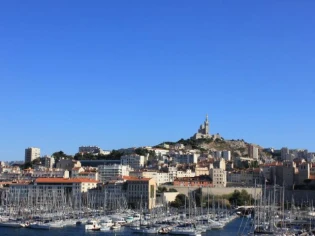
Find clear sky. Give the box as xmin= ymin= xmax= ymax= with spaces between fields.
xmin=1 ymin=1 xmax=315 ymax=160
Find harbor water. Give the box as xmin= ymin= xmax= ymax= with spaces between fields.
xmin=0 ymin=217 xmax=248 ymax=236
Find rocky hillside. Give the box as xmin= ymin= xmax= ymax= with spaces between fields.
xmin=158 ymin=137 xmax=268 ymax=158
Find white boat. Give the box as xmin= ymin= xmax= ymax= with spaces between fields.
xmin=133 ymin=213 xmax=141 ymax=221
xmin=110 ymin=223 xmax=121 ymax=230
xmin=99 ymin=217 xmax=113 ymax=227
xmin=125 ymin=215 xmax=134 ymax=223
xmin=100 ymin=226 xmax=111 ymax=231
xmin=0 ymin=221 xmax=24 ymax=228
xmin=85 ymin=220 xmax=101 ymax=231
xmin=48 ymin=221 xmax=64 ymax=228
xmin=28 ymin=222 xmax=51 ymax=230
xmin=111 ymin=216 xmax=126 ymax=225
xmin=131 ymin=226 xmax=159 ymax=234
xmin=169 ymin=227 xmax=201 ymax=236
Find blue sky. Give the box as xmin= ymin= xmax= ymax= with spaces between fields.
xmin=1 ymin=1 xmax=315 ymax=160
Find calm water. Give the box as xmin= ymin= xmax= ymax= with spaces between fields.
xmin=0 ymin=218 xmax=249 ymax=236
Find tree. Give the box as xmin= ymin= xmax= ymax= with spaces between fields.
xmin=52 ymin=151 xmax=72 ymax=162
xmin=170 ymin=194 xmax=188 ymax=208
xmin=228 ymin=189 xmax=253 ymax=206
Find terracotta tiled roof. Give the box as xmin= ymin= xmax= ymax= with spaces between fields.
xmin=35 ymin=178 xmax=99 ymax=184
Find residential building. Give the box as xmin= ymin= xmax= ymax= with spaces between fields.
xmin=297 ymin=162 xmax=310 ymax=184
xmin=275 ymin=161 xmax=297 ymax=187
xmin=40 ymin=155 xmax=55 ymax=168
xmin=32 ymin=168 xmax=69 ymax=178
xmin=121 ymin=154 xmax=145 ymax=169
xmin=173 ymin=153 xmax=199 ymax=164
xmin=195 ymin=166 xmax=209 ymax=176
xmin=176 ymin=169 xmax=195 ymax=178
xmin=222 ymin=151 xmax=231 ymax=161
xmin=248 ymin=144 xmax=259 ymax=160
xmin=281 ymin=147 xmax=289 ymax=160
xmin=130 ymin=170 xmax=170 ymax=186
xmin=56 ymin=159 xmax=81 ymax=171
xmin=98 ymin=164 xmax=131 ymax=182
xmin=210 ymin=168 xmax=227 ymax=187
xmin=25 ymin=147 xmax=40 ymax=164
xmin=213 ymin=151 xmax=222 ymax=159
xmin=125 ymin=176 xmax=156 ymax=210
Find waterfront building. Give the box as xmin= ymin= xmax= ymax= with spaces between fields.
xmin=98 ymin=164 xmax=131 ymax=182
xmin=8 ymin=178 xmax=99 ymax=206
xmin=124 ymin=176 xmax=156 ymax=210
xmin=25 ymin=147 xmax=40 ymax=164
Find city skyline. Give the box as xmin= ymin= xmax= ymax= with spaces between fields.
xmin=1 ymin=1 xmax=315 ymax=160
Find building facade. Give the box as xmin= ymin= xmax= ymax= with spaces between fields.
xmin=98 ymin=164 xmax=131 ymax=182
xmin=121 ymin=154 xmax=145 ymax=169
xmin=210 ymin=168 xmax=227 ymax=187
xmin=25 ymin=147 xmax=40 ymax=164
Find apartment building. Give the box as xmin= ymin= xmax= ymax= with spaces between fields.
xmin=222 ymin=151 xmax=231 ymax=161
xmin=56 ymin=159 xmax=81 ymax=171
xmin=125 ymin=177 xmax=156 ymax=210
xmin=32 ymin=168 xmax=69 ymax=178
xmin=98 ymin=164 xmax=131 ymax=182
xmin=210 ymin=168 xmax=227 ymax=187
xmin=130 ymin=170 xmax=170 ymax=186
xmin=25 ymin=147 xmax=40 ymax=164
xmin=173 ymin=153 xmax=199 ymax=164
xmin=121 ymin=154 xmax=145 ymax=169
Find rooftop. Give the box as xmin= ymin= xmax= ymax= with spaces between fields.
xmin=35 ymin=178 xmax=99 ymax=184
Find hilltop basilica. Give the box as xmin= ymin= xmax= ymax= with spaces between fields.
xmin=192 ymin=115 xmax=221 ymax=140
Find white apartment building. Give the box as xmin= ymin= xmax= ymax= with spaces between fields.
xmin=98 ymin=164 xmax=131 ymax=182
xmin=173 ymin=153 xmax=199 ymax=164
xmin=134 ymin=170 xmax=170 ymax=186
xmin=32 ymin=168 xmax=69 ymax=178
xmin=121 ymin=154 xmax=144 ymax=169
xmin=210 ymin=168 xmax=227 ymax=187
xmin=168 ymin=166 xmax=177 ymax=182
xmin=25 ymin=147 xmax=40 ymax=164
xmin=213 ymin=151 xmax=222 ymax=159
xmin=248 ymin=144 xmax=259 ymax=160
xmin=222 ymin=151 xmax=231 ymax=161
